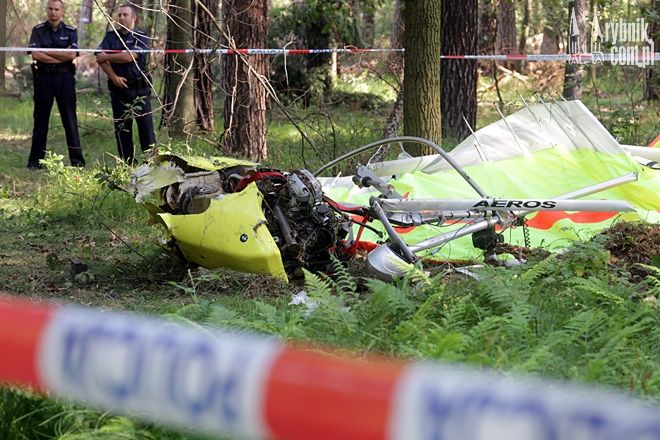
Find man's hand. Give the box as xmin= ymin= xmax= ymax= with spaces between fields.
xmin=111 ymin=76 xmax=129 ymax=89
xmin=96 ymin=52 xmax=110 ymax=63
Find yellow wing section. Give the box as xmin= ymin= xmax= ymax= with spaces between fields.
xmin=156 ymin=183 xmax=287 ymax=282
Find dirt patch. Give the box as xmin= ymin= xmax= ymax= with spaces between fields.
xmin=603 ymin=222 xmax=660 ymax=282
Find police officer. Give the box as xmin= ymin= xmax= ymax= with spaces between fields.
xmin=96 ymin=4 xmax=155 ymax=164
xmin=27 ymin=0 xmax=85 ymax=169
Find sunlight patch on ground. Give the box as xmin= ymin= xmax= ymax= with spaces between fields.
xmin=0 ymin=129 xmax=30 ymax=153
xmin=0 ymin=129 xmax=29 ymax=142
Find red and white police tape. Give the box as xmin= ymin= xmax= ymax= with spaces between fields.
xmin=9 ymin=46 xmax=660 ymax=63
xmin=0 ymin=295 xmax=658 ymax=440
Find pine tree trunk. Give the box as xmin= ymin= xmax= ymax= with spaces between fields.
xmin=77 ymin=0 xmax=93 ymax=47
xmin=478 ymin=0 xmax=497 ymax=75
xmin=441 ymin=0 xmax=478 ymax=147
xmin=376 ymin=0 xmax=404 ymax=160
xmin=403 ymin=0 xmax=441 ymax=156
xmin=193 ymin=0 xmax=217 ymax=132
xmin=644 ymin=0 xmax=658 ymax=101
xmin=363 ymin=10 xmax=375 ymax=47
xmin=496 ymin=0 xmax=517 ymax=70
xmin=563 ymin=0 xmax=586 ymax=100
xmin=387 ymin=0 xmax=404 ymax=74
xmin=518 ymin=0 xmax=530 ymax=53
xmin=164 ymin=0 xmax=196 ymax=136
xmin=222 ymin=0 xmax=268 ymax=161
xmin=0 ymin=0 xmax=6 ymax=91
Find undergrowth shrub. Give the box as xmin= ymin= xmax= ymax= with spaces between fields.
xmin=33 ymin=153 xmax=140 ymax=227
xmin=0 ymin=387 xmax=161 ymax=440
xmin=171 ymin=241 xmax=660 ymax=400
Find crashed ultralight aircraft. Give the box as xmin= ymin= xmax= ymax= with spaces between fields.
xmin=124 ymin=101 xmax=660 ymax=281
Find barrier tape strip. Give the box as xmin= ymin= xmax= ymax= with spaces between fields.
xmin=0 ymin=295 xmax=658 ymax=440
xmin=9 ymin=46 xmax=660 ymax=63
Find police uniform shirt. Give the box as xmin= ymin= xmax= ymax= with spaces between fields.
xmin=28 ymin=21 xmax=78 ymax=67
xmin=97 ymin=29 xmax=149 ymax=81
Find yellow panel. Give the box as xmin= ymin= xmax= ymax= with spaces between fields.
xmin=157 ymin=183 xmax=288 ymax=282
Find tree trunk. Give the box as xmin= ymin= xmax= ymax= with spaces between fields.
xmin=104 ymin=0 xmax=117 ymax=21
xmin=77 ymin=0 xmax=93 ymax=47
xmin=363 ymin=9 xmax=375 ymax=48
xmin=222 ymin=0 xmax=269 ymax=161
xmin=478 ymin=0 xmax=497 ymax=75
xmin=164 ymin=0 xmax=196 ymax=137
xmin=518 ymin=0 xmax=530 ymax=53
xmin=479 ymin=0 xmax=496 ymax=52
xmin=387 ymin=0 xmax=404 ymax=75
xmin=376 ymin=0 xmax=404 ymax=160
xmin=391 ymin=0 xmax=404 ymax=50
xmin=496 ymin=0 xmax=517 ymax=69
xmin=562 ymin=0 xmax=585 ymax=100
xmin=441 ymin=0 xmax=478 ymax=147
xmin=644 ymin=0 xmax=658 ymax=101
xmin=403 ymin=0 xmax=441 ymax=156
xmin=303 ymin=3 xmax=332 ymax=91
xmin=0 ymin=0 xmax=6 ymax=91
xmin=193 ymin=0 xmax=217 ymax=132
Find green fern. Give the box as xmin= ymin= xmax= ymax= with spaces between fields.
xmin=303 ymin=268 xmax=333 ymax=298
xmin=329 ymin=255 xmax=357 ymax=298
xmin=520 ymin=253 xmax=559 ymax=284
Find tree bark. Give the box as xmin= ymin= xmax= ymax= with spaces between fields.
xmin=77 ymin=0 xmax=93 ymax=47
xmin=441 ymin=0 xmax=478 ymax=146
xmin=644 ymin=0 xmax=658 ymax=101
xmin=0 ymin=0 xmax=6 ymax=91
xmin=193 ymin=0 xmax=217 ymax=131
xmin=518 ymin=0 xmax=530 ymax=53
xmin=375 ymin=0 xmax=404 ymax=160
xmin=403 ymin=0 xmax=441 ymax=156
xmin=562 ymin=0 xmax=585 ymax=100
xmin=478 ymin=0 xmax=497 ymax=75
xmin=163 ymin=0 xmax=196 ymax=136
xmin=496 ymin=0 xmax=517 ymax=69
xmin=221 ymin=0 xmax=269 ymax=161
xmin=387 ymin=0 xmax=404 ymax=75
xmin=363 ymin=9 xmax=375 ymax=47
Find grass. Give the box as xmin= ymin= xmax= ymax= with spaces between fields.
xmin=0 ymin=63 xmax=658 ymax=439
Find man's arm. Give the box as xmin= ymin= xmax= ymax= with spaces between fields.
xmin=98 ymin=59 xmax=128 ymax=89
xmin=47 ymin=27 xmax=78 ymax=62
xmin=27 ymin=27 xmax=61 ymax=63
xmin=44 ymin=49 xmax=76 ymax=62
xmin=31 ymin=51 xmax=61 ymax=63
xmin=96 ymin=51 xmax=137 ymax=64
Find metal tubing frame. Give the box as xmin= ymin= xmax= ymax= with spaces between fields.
xmin=371 ymin=199 xmax=417 ymax=263
xmin=409 ymin=172 xmax=638 ymax=254
xmin=314 ymin=136 xmax=489 ymax=198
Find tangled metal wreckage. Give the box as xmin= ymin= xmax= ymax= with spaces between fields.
xmin=124 ymin=101 xmax=660 ymax=282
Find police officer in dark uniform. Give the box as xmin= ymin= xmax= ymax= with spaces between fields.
xmin=96 ymin=4 xmax=155 ymax=164
xmin=27 ymin=0 xmax=85 ymax=169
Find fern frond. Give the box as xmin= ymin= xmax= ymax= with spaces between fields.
xmin=329 ymin=255 xmax=357 ymax=297
xmin=568 ymin=277 xmax=625 ymax=306
xmin=521 ymin=254 xmax=559 ymax=284
xmin=303 ymin=268 xmax=333 ymax=298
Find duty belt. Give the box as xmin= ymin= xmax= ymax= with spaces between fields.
xmin=33 ymin=63 xmax=74 ymax=75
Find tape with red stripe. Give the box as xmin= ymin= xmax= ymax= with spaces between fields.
xmin=0 ymin=295 xmax=659 ymax=440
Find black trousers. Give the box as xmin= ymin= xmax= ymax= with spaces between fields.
xmin=29 ymin=73 xmax=85 ymax=167
xmin=109 ymin=85 xmax=156 ymax=163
